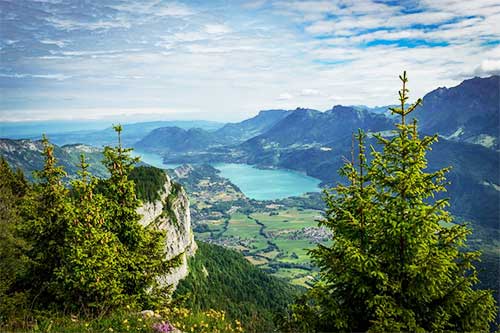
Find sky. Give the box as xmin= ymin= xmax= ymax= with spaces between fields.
xmin=1 ymin=0 xmax=499 ymax=122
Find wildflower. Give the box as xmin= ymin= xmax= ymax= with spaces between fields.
xmin=152 ymin=321 xmax=176 ymax=333
xmin=141 ymin=310 xmax=154 ymax=318
xmin=123 ymin=319 xmax=128 ymax=324
xmin=108 ymin=328 xmax=114 ymax=332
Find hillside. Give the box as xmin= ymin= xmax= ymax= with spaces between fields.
xmin=174 ymin=241 xmax=303 ymax=332
xmin=415 ymin=75 xmax=499 ymax=148
xmin=244 ymin=106 xmax=391 ymax=148
xmin=0 ymin=139 xmax=107 ymax=179
xmin=135 ymin=127 xmax=221 ymax=154
xmin=215 ymin=109 xmax=291 ymax=142
xmin=134 ymin=109 xmax=293 ymax=155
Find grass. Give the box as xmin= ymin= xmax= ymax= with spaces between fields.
xmin=222 ymin=214 xmax=261 ymax=239
xmin=250 ymin=209 xmax=321 ymax=233
xmin=273 ymin=239 xmax=313 ymax=264
xmin=193 ymin=209 xmax=321 ymax=286
xmin=203 ymin=210 xmax=320 ymax=283
xmin=2 ymin=307 xmax=243 ymax=333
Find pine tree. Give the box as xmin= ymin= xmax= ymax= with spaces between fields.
xmin=0 ymin=158 xmax=29 ymax=319
xmin=19 ymin=135 xmax=72 ymax=305
xmin=55 ymin=154 xmax=124 ymax=312
xmin=287 ymin=72 xmax=497 ymax=332
xmin=101 ymin=125 xmax=172 ymax=306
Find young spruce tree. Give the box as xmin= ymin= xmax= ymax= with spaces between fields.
xmin=101 ymin=125 xmax=171 ymax=306
xmin=55 ymin=155 xmax=124 ymax=312
xmin=0 ymin=158 xmax=29 ymax=320
xmin=286 ymin=72 xmax=497 ymax=332
xmin=20 ymin=136 xmax=72 ymax=306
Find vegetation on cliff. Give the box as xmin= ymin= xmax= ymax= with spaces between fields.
xmin=130 ymin=166 xmax=168 ymax=203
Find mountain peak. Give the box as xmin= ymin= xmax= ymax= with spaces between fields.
xmin=329 ymin=105 xmax=357 ymax=113
xmin=257 ymin=109 xmax=288 ymax=116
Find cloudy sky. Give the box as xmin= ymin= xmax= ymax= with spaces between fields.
xmin=1 ymin=0 xmax=499 ymax=122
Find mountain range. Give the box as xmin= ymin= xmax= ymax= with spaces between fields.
xmin=133 ymin=75 xmax=499 ymax=229
xmin=1 ymin=76 xmax=498 ymax=229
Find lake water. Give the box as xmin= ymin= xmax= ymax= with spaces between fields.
xmin=212 ymin=163 xmax=321 ymax=200
xmin=132 ymin=150 xmax=181 ymax=169
xmin=132 ymin=150 xmax=321 ymax=200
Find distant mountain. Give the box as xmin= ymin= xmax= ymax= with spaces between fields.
xmin=135 ymin=127 xmax=220 ymax=153
xmin=3 ymin=76 xmax=498 ymax=230
xmin=243 ymin=106 xmax=392 ymax=148
xmin=215 ymin=109 xmax=291 ymax=142
xmin=0 ymin=120 xmax=112 ymax=138
xmin=0 ymin=139 xmax=107 ymax=179
xmin=414 ymin=75 xmax=499 ymax=148
xmin=17 ymin=120 xmax=224 ymax=147
xmin=134 ymin=109 xmax=292 ymax=154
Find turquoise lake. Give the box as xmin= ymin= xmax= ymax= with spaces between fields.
xmin=212 ymin=163 xmax=321 ymax=200
xmin=132 ymin=150 xmax=181 ymax=169
xmin=133 ymin=151 xmax=321 ymax=200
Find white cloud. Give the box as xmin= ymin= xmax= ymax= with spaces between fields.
xmin=0 ymin=107 xmax=200 ymax=122
xmin=277 ymin=93 xmax=293 ymax=100
xmin=112 ymin=1 xmax=194 ymax=17
xmin=153 ymin=2 xmax=194 ymax=17
xmin=2 ymin=0 xmax=499 ymax=121
xmin=300 ymin=88 xmax=321 ymax=96
xmin=0 ymin=73 xmax=71 ymax=80
xmin=242 ymin=0 xmax=267 ymax=9
xmin=204 ymin=24 xmax=231 ymax=34
xmin=40 ymin=39 xmax=68 ymax=48
xmin=46 ymin=17 xmax=131 ymax=31
xmin=473 ymin=59 xmax=500 ymax=76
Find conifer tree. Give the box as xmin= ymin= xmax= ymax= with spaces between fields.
xmin=20 ymin=135 xmax=72 ymax=305
xmin=286 ymin=72 xmax=497 ymax=332
xmin=101 ymin=125 xmax=171 ymax=305
xmin=0 ymin=158 xmax=29 ymax=319
xmin=55 ymin=155 xmax=124 ymax=312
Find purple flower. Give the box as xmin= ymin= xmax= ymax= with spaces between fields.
xmin=152 ymin=321 xmax=176 ymax=333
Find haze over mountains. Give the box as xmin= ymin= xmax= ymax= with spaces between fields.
xmin=134 ymin=75 xmax=499 ymax=156
xmin=1 ymin=75 xmax=499 ymax=230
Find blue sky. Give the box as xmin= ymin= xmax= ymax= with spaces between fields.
xmin=1 ymin=0 xmax=499 ymax=122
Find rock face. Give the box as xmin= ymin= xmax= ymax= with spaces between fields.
xmin=137 ymin=172 xmax=197 ymax=290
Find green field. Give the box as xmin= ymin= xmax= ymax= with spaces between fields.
xmin=250 ymin=209 xmax=322 ymax=233
xmin=223 ymin=213 xmax=261 ymax=239
xmin=200 ymin=209 xmax=323 ymax=286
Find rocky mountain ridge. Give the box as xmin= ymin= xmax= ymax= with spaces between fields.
xmin=137 ymin=171 xmax=197 ymax=289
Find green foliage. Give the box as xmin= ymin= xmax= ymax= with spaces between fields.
xmin=2 ymin=126 xmax=177 ymax=317
xmin=130 ymin=166 xmax=168 ymax=203
xmin=285 ymin=72 xmax=497 ymax=332
xmin=19 ymin=135 xmax=73 ymax=306
xmin=55 ymin=155 xmax=125 ymax=312
xmin=175 ymin=242 xmax=303 ymax=332
xmin=2 ymin=306 xmax=243 ymax=333
xmin=163 ymin=182 xmax=182 ymax=227
xmin=0 ymin=158 xmax=29 ymax=322
xmin=100 ymin=125 xmax=173 ymax=308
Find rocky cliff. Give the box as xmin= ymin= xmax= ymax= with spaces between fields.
xmin=137 ymin=172 xmax=197 ymax=290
